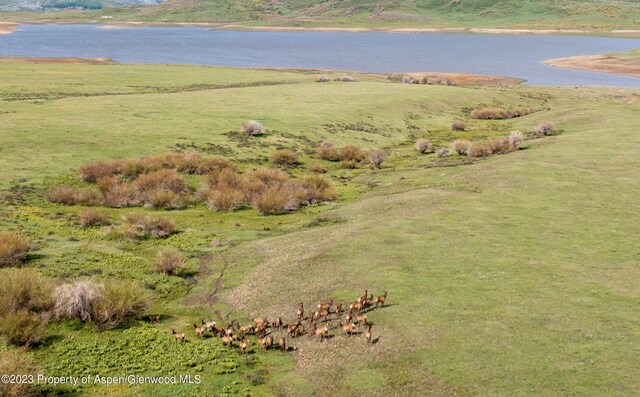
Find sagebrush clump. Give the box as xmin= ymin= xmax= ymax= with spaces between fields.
xmin=154 ymin=251 xmax=185 ymax=276
xmin=415 ymin=139 xmax=432 ymax=154
xmin=0 ymin=232 xmax=31 ymax=267
xmin=122 ymin=213 xmax=175 ymax=239
xmin=317 ymin=141 xmax=339 ymax=161
xmin=242 ymin=120 xmax=266 ymax=136
xmin=534 ymin=122 xmax=556 ymax=137
xmin=368 ymin=150 xmax=387 ymax=169
xmin=270 ymin=149 xmax=299 ymax=167
xmin=470 ymin=107 xmax=534 ymax=120
xmin=451 ymin=120 xmax=468 ymax=131
xmin=452 ymin=139 xmax=470 ymax=156
xmin=509 ymin=131 xmax=524 ymax=148
xmin=79 ymin=209 xmax=110 ymax=227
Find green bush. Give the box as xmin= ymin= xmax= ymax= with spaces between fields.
xmin=0 ymin=310 xmax=46 ymax=347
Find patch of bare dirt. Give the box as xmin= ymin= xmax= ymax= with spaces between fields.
xmin=0 ymin=23 xmax=17 ymax=34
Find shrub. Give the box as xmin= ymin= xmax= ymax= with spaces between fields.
xmin=134 ymin=169 xmax=188 ymax=195
xmin=451 ymin=120 xmax=468 ymax=131
xmin=122 ymin=213 xmax=175 ymax=239
xmin=90 ymin=281 xmax=149 ymax=330
xmin=120 ymin=159 xmax=146 ymax=179
xmin=470 ymin=107 xmax=510 ymax=120
xmin=204 ymin=168 xmax=242 ymax=189
xmin=469 ymin=142 xmax=493 ymax=158
xmin=175 ymin=152 xmax=203 ymax=174
xmin=244 ymin=168 xmax=289 ymax=189
xmin=309 ymin=163 xmax=327 ymax=173
xmin=509 ymin=130 xmax=524 ymax=148
xmin=253 ymin=187 xmax=289 ymax=215
xmin=270 ymin=149 xmax=299 ymax=167
xmin=339 ymin=145 xmax=366 ymax=162
xmin=0 ymin=269 xmax=54 ymax=317
xmin=316 ymin=76 xmax=331 ymax=82
xmin=103 ymin=183 xmax=139 ymax=208
xmin=0 ymin=310 xmax=46 ymax=347
xmin=402 ymin=76 xmax=418 ymax=84
xmin=46 ymin=186 xmax=79 ymax=205
xmin=154 ymin=251 xmax=185 ymax=276
xmin=534 ymin=122 xmax=556 ymax=137
xmin=78 ymin=160 xmax=118 ymax=182
xmin=296 ymin=176 xmax=336 ymax=204
xmin=415 ymin=138 xmax=432 ymax=154
xmin=340 ymin=160 xmax=358 ymax=169
xmin=144 ymin=189 xmax=185 ymax=210
xmin=78 ymin=209 xmax=110 ymax=227
xmin=368 ymin=150 xmax=387 ymax=169
xmin=74 ymin=188 xmax=104 ymax=206
xmin=317 ymin=141 xmax=339 ymax=161
xmin=0 ymin=350 xmax=39 ymax=397
xmin=242 ymin=120 xmax=266 ymax=136
xmin=437 ymin=148 xmax=450 ymax=157
xmin=488 ymin=137 xmax=511 ymax=154
xmin=335 ymin=75 xmax=356 ymax=82
xmin=196 ymin=157 xmax=238 ymax=175
xmin=54 ymin=280 xmax=149 ymax=330
xmin=205 ymin=186 xmax=246 ymax=212
xmin=452 ymin=139 xmax=470 ymax=156
xmin=54 ymin=280 xmax=103 ymax=322
xmin=0 ymin=232 xmax=31 ymax=267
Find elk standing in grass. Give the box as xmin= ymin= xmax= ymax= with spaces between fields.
xmin=339 ymin=321 xmax=357 ymax=336
xmin=202 ymin=320 xmax=216 ymax=332
xmin=313 ymin=324 xmax=329 ymax=342
xmin=273 ymin=317 xmax=283 ymax=330
xmin=375 ymin=291 xmax=387 ymax=307
xmin=356 ymin=313 xmax=368 ymax=326
xmin=318 ymin=299 xmax=333 ymax=312
xmin=278 ymin=337 xmax=286 ymax=351
xmin=172 ymin=329 xmax=185 ymax=343
xmin=366 ymin=324 xmax=373 ymax=345
xmin=264 ymin=335 xmax=274 ymax=350
xmin=296 ymin=303 xmax=304 ymax=322
xmin=288 ymin=321 xmax=302 ymax=338
xmin=194 ymin=323 xmax=206 ymax=338
xmin=221 ymin=335 xmax=234 ymax=347
xmin=335 ymin=303 xmax=344 ymax=315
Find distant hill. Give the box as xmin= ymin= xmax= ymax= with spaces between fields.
xmin=2 ymin=0 xmax=640 ymax=30
xmin=0 ymin=0 xmax=160 ymax=12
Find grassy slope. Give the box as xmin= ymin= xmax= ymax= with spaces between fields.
xmin=0 ymin=61 xmax=639 ymax=396
xmin=2 ymin=0 xmax=640 ymax=30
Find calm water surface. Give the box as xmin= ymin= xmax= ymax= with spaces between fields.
xmin=1 ymin=24 xmax=639 ymax=87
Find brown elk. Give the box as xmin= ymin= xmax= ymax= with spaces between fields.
xmin=264 ymin=335 xmax=274 ymax=350
xmin=254 ymin=317 xmax=269 ymax=328
xmin=357 ymin=289 xmax=368 ymax=304
xmin=288 ymin=321 xmax=302 ymax=338
xmin=366 ymin=324 xmax=373 ymax=344
xmin=212 ymin=325 xmax=225 ymax=336
xmin=296 ymin=303 xmax=304 ymax=321
xmin=239 ymin=339 xmax=248 ymax=353
xmin=149 ymin=315 xmax=161 ymax=323
xmin=338 ymin=321 xmax=357 ymax=336
xmin=202 ymin=319 xmax=216 ymax=332
xmin=375 ymin=291 xmax=387 ymax=307
xmin=335 ymin=303 xmax=344 ymax=315
xmin=194 ymin=323 xmax=206 ymax=337
xmin=313 ymin=308 xmax=330 ymax=321
xmin=362 ymin=295 xmax=373 ymax=310
xmin=349 ymin=301 xmax=363 ymax=314
xmin=273 ymin=317 xmax=283 ymax=330
xmin=172 ymin=329 xmax=185 ymax=343
xmin=314 ymin=325 xmax=329 ymax=342
xmin=278 ymin=337 xmax=286 ymax=351
xmin=239 ymin=324 xmax=254 ymax=336
xmin=356 ymin=313 xmax=368 ymax=325
xmin=221 ymin=335 xmax=234 ymax=347
xmin=318 ymin=298 xmax=333 ymax=312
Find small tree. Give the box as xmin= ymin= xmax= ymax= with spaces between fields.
xmin=242 ymin=120 xmax=266 ymax=136
xmin=534 ymin=122 xmax=556 ymax=137
xmin=509 ymin=131 xmax=524 ymax=148
xmin=368 ymin=150 xmax=387 ymax=169
xmin=415 ymin=138 xmax=432 ymax=154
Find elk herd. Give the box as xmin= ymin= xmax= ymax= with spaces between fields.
xmin=169 ymin=290 xmax=388 ymax=352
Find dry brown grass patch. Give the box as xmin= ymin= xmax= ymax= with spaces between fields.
xmin=0 ymin=232 xmax=31 ymax=267
xmin=79 ymin=209 xmax=111 ymax=227
xmin=122 ymin=213 xmax=175 ymax=239
xmin=270 ymin=149 xmax=299 ymax=167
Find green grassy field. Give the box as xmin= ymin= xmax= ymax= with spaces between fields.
xmin=2 ymin=0 xmax=640 ymax=31
xmin=0 ymin=59 xmax=639 ymax=396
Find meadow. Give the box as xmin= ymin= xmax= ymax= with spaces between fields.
xmin=0 ymin=59 xmax=639 ymax=396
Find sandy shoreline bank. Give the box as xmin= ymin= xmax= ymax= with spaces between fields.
xmin=544 ymin=54 xmax=640 ymax=78
xmin=0 ymin=56 xmax=112 ymax=64
xmin=1 ymin=21 xmax=639 ymax=37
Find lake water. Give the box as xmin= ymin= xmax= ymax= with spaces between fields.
xmin=1 ymin=24 xmax=640 ymax=87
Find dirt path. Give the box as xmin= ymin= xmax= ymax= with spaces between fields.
xmin=544 ymin=54 xmax=640 ymax=78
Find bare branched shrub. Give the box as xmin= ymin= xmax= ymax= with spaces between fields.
xmin=0 ymin=232 xmax=31 ymax=267
xmin=270 ymin=149 xmax=299 ymax=167
xmin=402 ymin=76 xmax=418 ymax=84
xmin=415 ymin=138 xmax=432 ymax=154
xmin=452 ymin=139 xmax=470 ymax=156
xmin=451 ymin=120 xmax=468 ymax=131
xmin=335 ymin=75 xmax=356 ymax=82
xmin=488 ymin=138 xmax=511 ymax=154
xmin=242 ymin=120 xmax=266 ymax=136
xmin=509 ymin=130 xmax=524 ymax=148
xmin=339 ymin=145 xmax=366 ymax=162
xmin=54 ymin=280 xmax=103 ymax=322
xmin=317 ymin=141 xmax=339 ymax=161
xmin=0 ymin=310 xmax=46 ymax=347
xmin=368 ymin=150 xmax=387 ymax=169
xmin=469 ymin=142 xmax=493 ymax=158
xmin=79 ymin=209 xmax=110 ymax=227
xmin=316 ymin=76 xmax=331 ymax=82
xmin=437 ymin=148 xmax=450 ymax=158
xmin=534 ymin=122 xmax=556 ymax=137
xmin=154 ymin=251 xmax=185 ymax=276
xmin=0 ymin=350 xmax=39 ymax=397
xmin=309 ymin=163 xmax=327 ymax=173
xmin=122 ymin=213 xmax=175 ymax=239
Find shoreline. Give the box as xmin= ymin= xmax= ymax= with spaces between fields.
xmin=1 ymin=21 xmax=639 ymax=37
xmin=544 ymin=54 xmax=640 ymax=78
